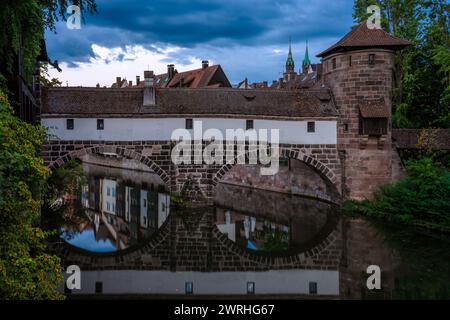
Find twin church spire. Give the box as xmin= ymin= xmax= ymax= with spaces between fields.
xmin=284 ymin=38 xmax=312 ymax=78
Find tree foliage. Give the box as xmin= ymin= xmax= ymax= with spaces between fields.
xmin=0 ymin=0 xmax=97 ymax=81
xmin=0 ymin=91 xmax=64 ymax=299
xmin=353 ymin=0 xmax=450 ymax=128
xmin=343 ymin=157 xmax=450 ymax=231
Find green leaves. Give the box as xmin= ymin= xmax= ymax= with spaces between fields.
xmin=0 ymin=92 xmax=64 ymax=300
xmin=343 ymin=157 xmax=450 ymax=231
xmin=353 ymin=0 xmax=450 ymax=128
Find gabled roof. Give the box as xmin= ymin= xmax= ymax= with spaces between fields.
xmin=166 ymin=65 xmax=231 ymax=88
xmin=317 ymin=20 xmax=411 ymax=58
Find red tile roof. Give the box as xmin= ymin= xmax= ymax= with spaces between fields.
xmin=126 ymin=65 xmax=231 ymax=89
xmin=317 ymin=20 xmax=411 ymax=57
xmin=166 ymin=65 xmax=231 ymax=88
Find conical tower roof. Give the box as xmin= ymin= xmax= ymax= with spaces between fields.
xmin=317 ymin=20 xmax=411 ymax=58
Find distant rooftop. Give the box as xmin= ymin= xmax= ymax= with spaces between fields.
xmin=112 ymin=62 xmax=231 ymax=89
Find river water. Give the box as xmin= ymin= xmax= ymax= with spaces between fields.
xmin=49 ymin=159 xmax=450 ymax=299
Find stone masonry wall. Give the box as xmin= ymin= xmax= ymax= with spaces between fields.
xmin=323 ymin=49 xmax=396 ymax=199
xmin=42 ymin=140 xmax=342 ymax=198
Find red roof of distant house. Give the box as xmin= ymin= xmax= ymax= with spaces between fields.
xmin=317 ymin=20 xmax=411 ymax=57
xmin=166 ymin=65 xmax=231 ymax=88
xmin=124 ymin=64 xmax=231 ymax=89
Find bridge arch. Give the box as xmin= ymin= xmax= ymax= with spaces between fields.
xmin=47 ymin=145 xmax=171 ymax=188
xmin=211 ymin=146 xmax=341 ymax=199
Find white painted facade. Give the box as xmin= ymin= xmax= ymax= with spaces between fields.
xmin=158 ymin=193 xmax=170 ymax=228
xmin=101 ymin=179 xmax=116 ymax=215
xmin=41 ymin=117 xmax=337 ymax=145
xmin=140 ymin=190 xmax=148 ymax=228
xmin=62 ymin=269 xmax=339 ymax=296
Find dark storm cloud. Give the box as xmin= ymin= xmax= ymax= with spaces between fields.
xmin=46 ymin=0 xmax=353 ymax=63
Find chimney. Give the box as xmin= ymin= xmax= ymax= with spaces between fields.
xmin=128 ymin=80 xmax=133 ymax=87
xmin=116 ymin=77 xmax=121 ymax=87
xmin=167 ymin=64 xmax=175 ymax=81
xmin=202 ymin=60 xmax=209 ymax=69
xmin=136 ymin=76 xmax=140 ymax=85
xmin=143 ymin=70 xmax=156 ymax=106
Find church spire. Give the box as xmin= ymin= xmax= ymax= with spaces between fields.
xmin=303 ymin=40 xmax=311 ymax=67
xmin=285 ymin=37 xmax=295 ymax=72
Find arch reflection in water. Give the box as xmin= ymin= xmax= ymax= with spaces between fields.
xmin=214 ymin=183 xmax=339 ymax=253
xmin=61 ymin=161 xmax=170 ymax=253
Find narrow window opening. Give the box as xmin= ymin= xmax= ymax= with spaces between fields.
xmin=185 ymin=118 xmax=193 ymax=130
xmin=97 ymin=119 xmax=104 ymax=130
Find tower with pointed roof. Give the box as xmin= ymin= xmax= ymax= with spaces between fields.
xmin=317 ymin=20 xmax=410 ymax=199
xmin=283 ymin=38 xmax=297 ymax=81
xmin=302 ymin=40 xmax=312 ymax=74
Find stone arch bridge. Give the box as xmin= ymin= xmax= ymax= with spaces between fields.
xmin=42 ymin=140 xmax=342 ymax=200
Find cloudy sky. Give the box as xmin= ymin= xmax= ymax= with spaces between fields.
xmin=46 ymin=0 xmax=355 ymax=87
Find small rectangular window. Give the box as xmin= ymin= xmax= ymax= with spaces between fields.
xmin=66 ymin=119 xmax=74 ymax=130
xmin=95 ymin=282 xmax=103 ymax=294
xmin=307 ymin=121 xmax=315 ymax=133
xmin=344 ymin=123 xmax=349 ymax=132
xmin=97 ymin=119 xmax=104 ymax=130
xmin=247 ymin=282 xmax=255 ymax=294
xmin=246 ymin=119 xmax=254 ymax=130
xmin=309 ymin=282 xmax=318 ymax=294
xmin=185 ymin=118 xmax=193 ymax=130
xmin=332 ymin=58 xmax=336 ymax=70
xmin=368 ymin=54 xmax=375 ymax=65
xmin=185 ymin=282 xmax=193 ymax=294
xmin=349 ymin=55 xmax=352 ymax=67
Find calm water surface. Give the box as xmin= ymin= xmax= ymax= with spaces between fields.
xmin=53 ymin=159 xmax=450 ymax=299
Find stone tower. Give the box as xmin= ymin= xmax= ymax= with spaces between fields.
xmin=317 ymin=21 xmax=410 ymax=199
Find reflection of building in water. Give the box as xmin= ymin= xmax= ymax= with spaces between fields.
xmin=158 ymin=193 xmax=170 ymax=228
xmin=76 ymin=163 xmax=170 ymax=251
xmin=215 ymin=207 xmax=289 ymax=251
xmin=101 ymin=179 xmax=117 ymax=214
